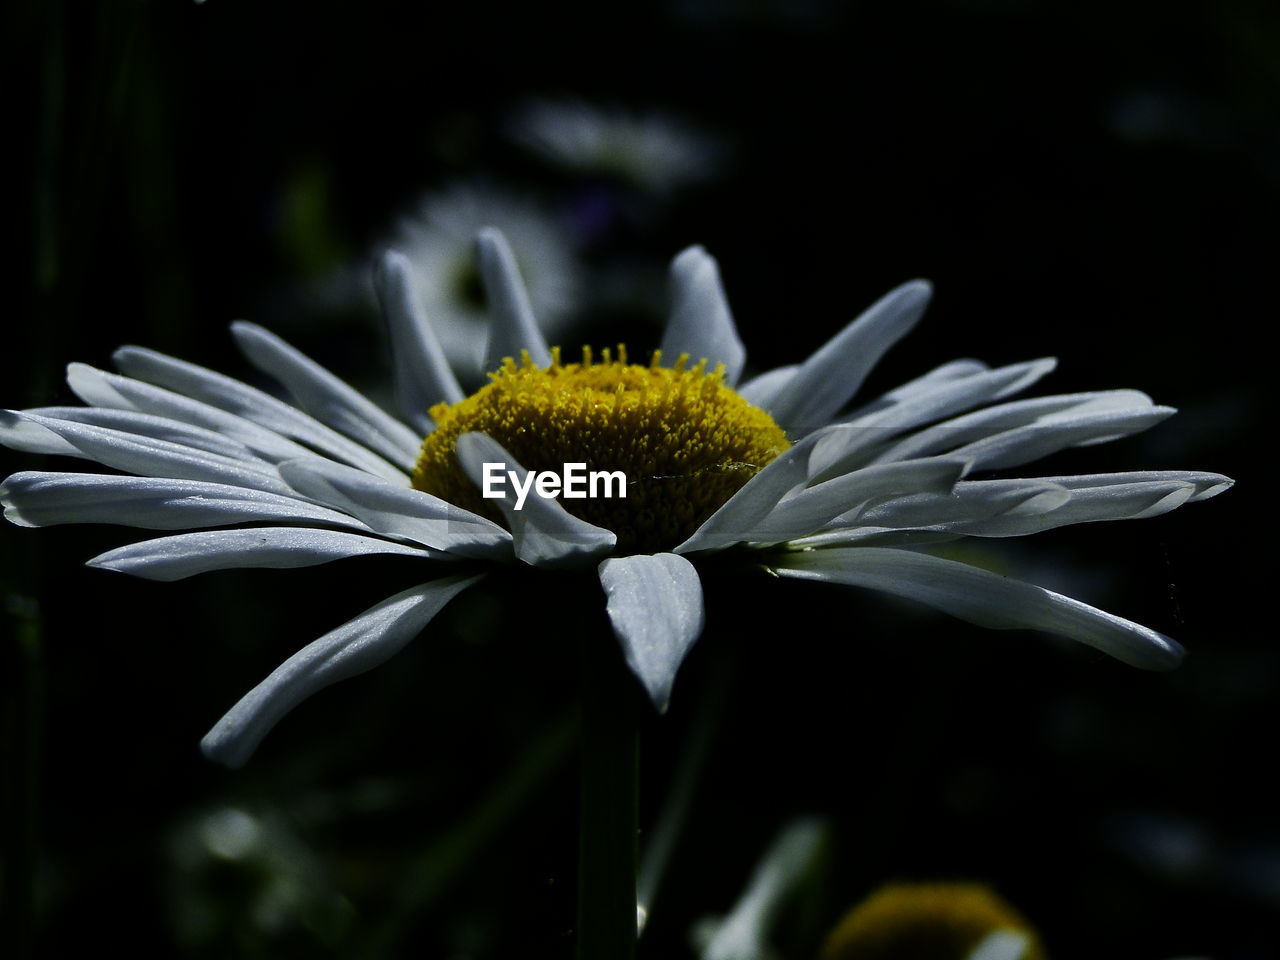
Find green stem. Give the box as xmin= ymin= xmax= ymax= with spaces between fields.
xmin=576 ymin=632 xmax=638 ymax=960
xmin=636 ymin=666 xmax=727 ymax=935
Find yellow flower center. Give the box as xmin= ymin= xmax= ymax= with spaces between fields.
xmin=412 ymin=346 xmax=791 ymax=554
xmin=820 ymin=882 xmax=1048 ymax=960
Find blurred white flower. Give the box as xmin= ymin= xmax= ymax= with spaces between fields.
xmin=693 ymin=819 xmax=827 ymax=960
xmin=1 ymin=229 xmax=1230 ymax=769
xmin=384 ymin=184 xmax=582 ymax=381
xmin=508 ymin=98 xmax=726 ymax=194
xmin=315 ymin=184 xmax=582 ymax=382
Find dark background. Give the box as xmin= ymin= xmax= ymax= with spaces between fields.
xmin=3 ymin=1 xmax=1275 ymax=957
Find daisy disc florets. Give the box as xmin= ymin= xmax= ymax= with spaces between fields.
xmin=414 ymin=347 xmax=790 ymax=553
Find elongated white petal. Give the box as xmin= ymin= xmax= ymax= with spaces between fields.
xmin=942 ymin=479 xmax=1195 ymax=536
xmin=763 ymin=280 xmax=933 ymax=436
xmin=874 ymin=390 xmax=1153 ymax=463
xmin=844 ymin=479 xmax=1074 ymax=530
xmin=861 ymin=358 xmax=992 ymax=408
xmin=26 ymin=406 xmax=266 ymax=464
xmin=809 ymin=359 xmax=1059 ymax=482
xmin=789 ymin=480 xmax=1070 ymax=546
xmin=942 ymin=406 xmax=1177 ymax=472
xmin=374 ymin=250 xmax=464 ymax=431
xmin=599 ymin=553 xmax=704 ymax=712
xmin=746 ymin=458 xmax=968 ymax=544
xmin=67 ymin=363 xmax=326 ymax=464
xmin=278 ymin=458 xmax=511 ymax=558
xmin=770 ymin=547 xmax=1183 ymax=669
xmin=736 ymin=364 xmax=797 ymax=410
xmin=0 ymin=410 xmax=297 ymax=497
xmin=660 ymin=246 xmax=746 ymax=385
xmin=789 ymin=527 xmax=965 ymax=550
xmin=1035 ymin=470 xmax=1234 ymax=502
xmin=1 ymin=471 xmax=367 ymax=530
xmin=477 ymin=228 xmax=553 ymax=372
xmin=455 ymin=432 xmax=615 ymax=568
xmin=201 ymin=575 xmax=483 ymax=767
xmin=852 ymin=359 xmax=1057 ymax=427
xmin=113 ymin=345 xmax=408 ymax=484
xmin=230 ymin=322 xmax=421 ymax=468
xmin=87 ymin=527 xmax=439 ymax=581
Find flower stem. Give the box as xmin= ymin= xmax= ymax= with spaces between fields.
xmin=576 ymin=631 xmax=638 ymax=960
xmin=637 ymin=665 xmax=727 ymax=935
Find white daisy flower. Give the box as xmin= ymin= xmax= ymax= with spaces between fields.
xmin=0 ymin=230 xmax=1231 ymax=769
xmin=508 ymin=98 xmax=726 ymax=194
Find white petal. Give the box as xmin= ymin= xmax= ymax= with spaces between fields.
xmin=660 ymin=246 xmax=746 ymax=385
xmin=374 ymin=250 xmax=464 ymax=432
xmin=873 ymin=390 xmax=1154 ymax=464
xmin=455 ymin=432 xmax=615 ymax=568
xmin=745 ymin=457 xmax=968 ymax=544
xmin=0 ymin=410 xmax=297 ymax=497
xmin=790 ymin=527 xmax=965 ymax=549
xmin=809 ymin=359 xmax=1060 ymax=482
xmin=230 ymin=322 xmax=421 ymax=468
xmin=87 ymin=527 xmax=439 ymax=581
xmin=762 ymin=280 xmax=933 ymax=436
xmin=940 ymin=406 xmax=1177 ymax=472
xmin=1035 ymin=470 xmax=1234 ymax=502
xmin=790 ymin=480 xmax=1071 ymax=546
xmin=864 ymin=358 xmax=992 ymax=407
xmin=1 ymin=471 xmax=367 ymax=530
xmin=938 ymin=479 xmax=1196 ymax=536
xmin=740 ymin=323 xmax=975 ymax=421
xmin=113 ymin=345 xmax=408 ymax=484
xmin=845 ymin=479 xmax=1074 ymax=530
xmin=67 ymin=363 xmax=325 ymax=464
xmin=25 ymin=406 xmax=266 ymax=464
xmin=201 ymin=575 xmax=483 ymax=767
xmin=477 ymin=228 xmax=553 ymax=373
xmin=277 ymin=457 xmax=511 ymax=558
xmin=0 ymin=409 xmax=80 ymax=455
xmin=736 ymin=364 xmax=797 ymax=410
xmin=770 ymin=547 xmax=1183 ymax=669
xmin=852 ymin=358 xmax=1056 ymax=423
xmin=598 ymin=553 xmax=704 ymax=712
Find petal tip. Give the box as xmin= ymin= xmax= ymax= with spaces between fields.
xmin=199 ymin=729 xmax=251 ymax=769
xmin=672 ymin=243 xmax=711 ymax=269
xmin=1145 ymin=634 xmax=1186 ymax=671
xmin=1199 ymin=475 xmax=1235 ymax=499
xmin=374 ymin=248 xmax=412 ymax=287
xmin=902 ymin=278 xmax=934 ymax=300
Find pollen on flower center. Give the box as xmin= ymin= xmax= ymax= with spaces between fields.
xmin=412 ymin=346 xmax=791 ymax=554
